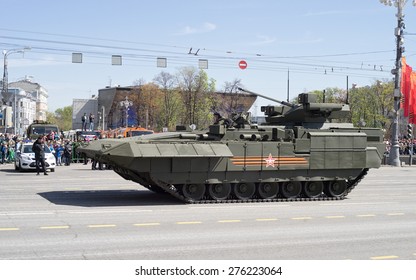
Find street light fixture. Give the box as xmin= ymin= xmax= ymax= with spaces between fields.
xmin=380 ymin=0 xmax=415 ymax=166
xmin=2 ymin=47 xmax=31 ymax=104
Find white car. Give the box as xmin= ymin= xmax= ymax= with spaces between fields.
xmin=15 ymin=143 xmax=56 ymax=172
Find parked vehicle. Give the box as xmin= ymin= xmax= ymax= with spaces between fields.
xmin=26 ymin=121 xmax=60 ymax=140
xmin=116 ymin=127 xmax=154 ymax=138
xmin=104 ymin=127 xmax=153 ymax=138
xmin=15 ymin=143 xmax=56 ymax=172
xmin=76 ymin=130 xmax=101 ymax=141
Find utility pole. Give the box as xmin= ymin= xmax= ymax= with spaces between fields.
xmin=380 ymin=0 xmax=415 ymax=166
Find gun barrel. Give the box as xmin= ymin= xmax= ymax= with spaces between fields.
xmin=238 ymin=87 xmax=295 ymax=108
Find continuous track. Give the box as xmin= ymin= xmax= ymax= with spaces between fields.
xmin=145 ymin=168 xmax=369 ymax=204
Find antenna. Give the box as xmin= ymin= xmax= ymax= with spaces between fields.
xmin=346 ymin=75 xmax=349 ymax=104
xmin=287 ymin=68 xmax=290 ymax=102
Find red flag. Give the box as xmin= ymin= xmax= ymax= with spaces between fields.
xmin=401 ymin=57 xmax=412 ymax=117
xmin=409 ymin=72 xmax=416 ymax=124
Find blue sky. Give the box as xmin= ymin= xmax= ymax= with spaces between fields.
xmin=1 ymin=0 xmax=416 ymax=112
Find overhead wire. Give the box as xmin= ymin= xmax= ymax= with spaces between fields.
xmin=0 ymin=28 xmax=395 ymax=81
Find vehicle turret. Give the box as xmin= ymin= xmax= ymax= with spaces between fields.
xmin=238 ymin=88 xmax=350 ymax=127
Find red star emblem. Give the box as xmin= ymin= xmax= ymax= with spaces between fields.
xmin=265 ymin=153 xmax=275 ymax=168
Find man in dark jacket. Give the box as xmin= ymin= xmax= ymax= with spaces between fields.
xmin=32 ymin=136 xmax=48 ymax=175
xmin=64 ymin=141 xmax=72 ymax=166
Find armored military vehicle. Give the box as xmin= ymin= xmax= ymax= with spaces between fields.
xmin=79 ymin=88 xmax=385 ymax=203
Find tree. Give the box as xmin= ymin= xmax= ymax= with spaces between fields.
xmin=153 ymin=71 xmax=182 ymax=130
xmin=220 ymin=78 xmax=245 ymax=115
xmin=308 ymin=87 xmax=347 ymax=104
xmin=46 ymin=106 xmax=73 ymax=131
xmin=349 ymin=80 xmax=394 ymax=132
xmin=176 ymin=67 xmax=216 ymax=129
xmin=138 ymin=83 xmax=161 ymax=129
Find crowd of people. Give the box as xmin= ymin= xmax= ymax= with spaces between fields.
xmin=0 ymin=132 xmax=72 ymax=165
xmin=2 ymin=131 xmax=112 ymax=175
xmin=0 ymin=132 xmax=95 ymax=171
xmin=0 ymin=133 xmax=20 ymax=164
xmin=384 ymin=138 xmax=416 ymax=156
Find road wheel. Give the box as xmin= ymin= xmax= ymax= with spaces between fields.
xmin=208 ymin=183 xmax=231 ymax=200
xmin=182 ymin=184 xmax=206 ymax=201
xmin=281 ymin=181 xmax=301 ymax=198
xmin=257 ymin=182 xmax=279 ymax=199
xmin=325 ymin=180 xmax=347 ymax=197
xmin=303 ymin=181 xmax=324 ymax=198
xmin=233 ymin=182 xmax=256 ymax=200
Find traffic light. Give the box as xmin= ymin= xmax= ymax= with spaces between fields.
xmin=407 ymin=124 xmax=413 ymax=139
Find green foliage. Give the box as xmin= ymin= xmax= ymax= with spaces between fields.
xmin=349 ymin=80 xmax=393 ymax=132
xmin=153 ymin=71 xmax=182 ymax=130
xmin=176 ymin=67 xmax=216 ymax=129
xmin=46 ymin=106 xmax=73 ymax=131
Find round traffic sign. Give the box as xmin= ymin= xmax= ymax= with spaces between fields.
xmin=238 ymin=60 xmax=247 ymax=70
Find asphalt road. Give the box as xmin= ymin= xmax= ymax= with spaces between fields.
xmin=0 ymin=163 xmax=415 ymax=260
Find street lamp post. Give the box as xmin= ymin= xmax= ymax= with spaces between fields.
xmin=2 ymin=47 xmax=30 ymax=104
xmin=380 ymin=0 xmax=415 ymax=166
xmin=102 ymin=105 xmax=105 ymax=131
xmin=119 ymin=96 xmax=132 ymax=128
xmin=2 ymin=47 xmax=30 ymax=132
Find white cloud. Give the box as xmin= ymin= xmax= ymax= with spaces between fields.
xmin=175 ymin=22 xmax=217 ymax=35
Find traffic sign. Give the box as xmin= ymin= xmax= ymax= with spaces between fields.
xmin=238 ymin=60 xmax=247 ymax=70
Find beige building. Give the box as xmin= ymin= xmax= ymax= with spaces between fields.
xmin=9 ymin=79 xmax=48 ymax=122
xmin=0 ymin=78 xmax=47 ymax=135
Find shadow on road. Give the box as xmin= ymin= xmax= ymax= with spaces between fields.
xmin=38 ymin=189 xmax=183 ymax=207
xmin=0 ymin=167 xmax=19 ymax=173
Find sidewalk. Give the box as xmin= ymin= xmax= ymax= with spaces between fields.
xmin=0 ymin=162 xmax=15 ymax=170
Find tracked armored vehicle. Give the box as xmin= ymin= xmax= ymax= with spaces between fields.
xmin=79 ymin=88 xmax=385 ymax=203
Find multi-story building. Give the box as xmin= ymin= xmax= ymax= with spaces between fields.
xmin=0 ymin=78 xmax=48 ymax=135
xmin=5 ymin=88 xmax=37 ymax=135
xmin=9 ymin=79 xmax=48 ymax=122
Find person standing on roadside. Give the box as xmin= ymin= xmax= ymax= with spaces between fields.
xmin=0 ymin=142 xmax=6 ymax=164
xmin=64 ymin=141 xmax=72 ymax=166
xmin=32 ymin=136 xmax=48 ymax=175
xmin=81 ymin=113 xmax=87 ymax=131
xmin=89 ymin=113 xmax=95 ymax=131
xmin=55 ymin=144 xmax=64 ymax=166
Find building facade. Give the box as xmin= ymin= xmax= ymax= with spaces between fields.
xmin=5 ymin=88 xmax=37 ymax=135
xmin=1 ymin=78 xmax=45 ymax=135
xmin=9 ymin=79 xmax=48 ymax=122
xmin=72 ymin=97 xmax=98 ymax=130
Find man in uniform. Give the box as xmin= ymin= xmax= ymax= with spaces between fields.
xmin=32 ymin=136 xmax=47 ymax=175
